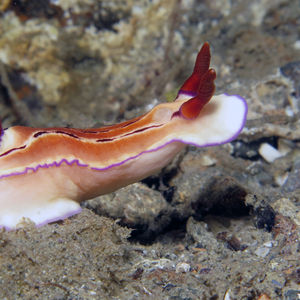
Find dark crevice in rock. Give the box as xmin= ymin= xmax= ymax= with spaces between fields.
xmin=253 ymin=205 xmax=276 ymax=232
xmin=132 ymin=176 xmax=251 ymax=245
xmin=10 ymin=0 xmax=63 ymax=21
xmin=7 ymin=68 xmax=42 ymax=112
xmin=192 ymin=176 xmax=250 ymax=219
xmin=0 ymin=80 xmax=11 ymax=107
xmin=231 ymin=136 xmax=279 ymax=160
xmin=141 ymin=175 xmax=161 ymax=190
xmin=141 ymin=167 xmax=179 ymax=202
xmin=128 ymin=212 xmax=187 ymax=245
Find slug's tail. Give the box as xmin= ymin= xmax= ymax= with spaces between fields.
xmin=176 ymin=42 xmax=216 ymax=119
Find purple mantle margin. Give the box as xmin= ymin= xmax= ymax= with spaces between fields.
xmin=0 ymin=94 xmax=247 ymax=180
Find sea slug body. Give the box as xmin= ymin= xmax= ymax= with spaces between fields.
xmin=0 ymin=43 xmax=247 ymax=229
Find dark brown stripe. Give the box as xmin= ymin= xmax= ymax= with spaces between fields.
xmin=55 ymin=130 xmax=79 ymax=139
xmin=95 ymin=124 xmax=163 ymax=142
xmin=0 ymin=145 xmax=26 ymax=157
xmin=96 ymin=138 xmax=114 ymax=142
xmin=34 ymin=130 xmax=79 ymax=139
xmin=33 ymin=131 xmax=47 ymax=138
xmin=122 ymin=124 xmax=163 ymax=137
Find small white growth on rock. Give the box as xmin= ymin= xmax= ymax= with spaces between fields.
xmin=255 ymin=246 xmax=270 ymax=257
xmin=224 ymin=288 xmax=232 ymax=300
xmin=294 ymin=40 xmax=300 ymax=50
xmin=274 ymin=172 xmax=289 ymax=187
xmin=263 ymin=241 xmax=274 ymax=248
xmin=175 ymin=262 xmax=190 ymax=273
xmin=199 ymin=155 xmax=217 ymax=167
xmin=258 ymin=143 xmax=283 ymax=163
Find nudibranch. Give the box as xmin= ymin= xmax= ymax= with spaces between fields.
xmin=0 ymin=43 xmax=247 ymax=229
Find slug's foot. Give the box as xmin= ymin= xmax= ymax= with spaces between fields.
xmin=0 ymin=198 xmax=81 ymax=230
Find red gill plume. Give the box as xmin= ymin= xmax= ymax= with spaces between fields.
xmin=177 ymin=42 xmax=216 ymax=119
